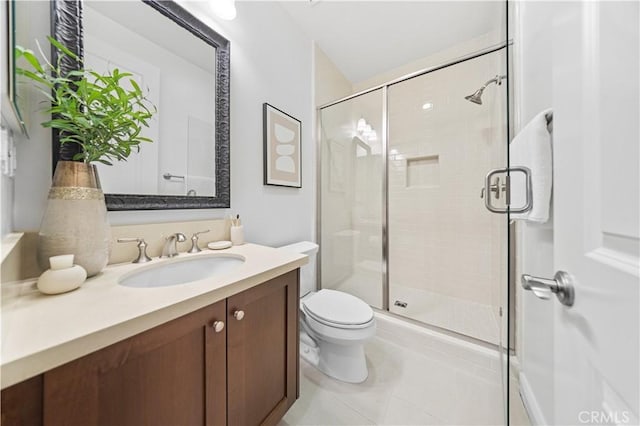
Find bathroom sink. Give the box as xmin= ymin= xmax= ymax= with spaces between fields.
xmin=119 ymin=254 xmax=245 ymax=288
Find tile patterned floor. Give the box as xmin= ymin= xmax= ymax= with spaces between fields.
xmin=279 ymin=314 xmax=529 ymax=426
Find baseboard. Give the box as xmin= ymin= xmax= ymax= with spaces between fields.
xmin=519 ymin=371 xmax=548 ymax=425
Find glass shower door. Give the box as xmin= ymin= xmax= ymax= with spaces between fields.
xmin=319 ymin=89 xmax=385 ymax=309
xmin=386 ymin=50 xmax=509 ymax=345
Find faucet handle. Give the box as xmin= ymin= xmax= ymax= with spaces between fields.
xmin=188 ymin=230 xmax=210 ymax=253
xmin=117 ymin=238 xmax=152 ymax=263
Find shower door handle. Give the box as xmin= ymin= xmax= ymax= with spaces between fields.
xmin=483 ymin=167 xmax=532 ymax=214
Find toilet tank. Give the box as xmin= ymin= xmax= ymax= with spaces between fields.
xmin=278 ymin=241 xmax=318 ymax=296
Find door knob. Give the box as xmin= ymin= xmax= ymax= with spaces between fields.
xmin=233 ymin=310 xmax=245 ymax=321
xmin=521 ymin=271 xmax=575 ymax=307
xmin=212 ymin=320 xmax=225 ymax=333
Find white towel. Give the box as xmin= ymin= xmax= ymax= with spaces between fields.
xmin=510 ymin=108 xmax=553 ymax=223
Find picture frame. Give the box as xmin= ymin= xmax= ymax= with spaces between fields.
xmin=263 ymin=103 xmax=302 ymax=188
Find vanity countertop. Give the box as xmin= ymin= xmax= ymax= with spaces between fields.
xmin=1 ymin=243 xmax=307 ymax=390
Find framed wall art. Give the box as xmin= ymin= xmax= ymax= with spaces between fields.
xmin=263 ymin=103 xmax=302 ymax=188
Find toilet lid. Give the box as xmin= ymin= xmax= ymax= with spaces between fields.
xmin=302 ymin=289 xmax=374 ymax=326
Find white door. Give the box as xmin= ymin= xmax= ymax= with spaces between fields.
xmin=537 ymin=1 xmax=639 ymax=424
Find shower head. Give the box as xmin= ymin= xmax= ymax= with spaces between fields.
xmin=465 ymin=88 xmax=485 ymax=105
xmin=465 ymin=74 xmax=507 ymax=105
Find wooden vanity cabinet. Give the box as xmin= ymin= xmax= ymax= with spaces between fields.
xmin=227 ymin=269 xmax=299 ymax=425
xmin=0 ymin=270 xmax=299 ymax=426
xmin=0 ymin=376 xmax=43 ymax=426
xmin=43 ymin=299 xmax=228 ymax=426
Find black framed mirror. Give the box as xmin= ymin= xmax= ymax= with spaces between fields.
xmin=51 ymin=0 xmax=230 ymax=210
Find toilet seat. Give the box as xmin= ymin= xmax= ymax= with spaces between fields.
xmin=302 ymin=289 xmax=374 ymax=330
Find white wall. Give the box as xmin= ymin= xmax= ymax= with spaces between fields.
xmin=10 ymin=2 xmax=315 ymax=253
xmin=185 ymin=1 xmax=314 ymax=248
xmin=314 ymin=45 xmax=352 ymax=107
xmin=352 ymin=29 xmax=505 ymax=92
xmin=512 ymin=1 xmax=556 ymax=424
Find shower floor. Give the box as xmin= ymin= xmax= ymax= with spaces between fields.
xmin=389 ymin=285 xmax=501 ymax=345
xmin=330 ymin=273 xmax=501 ymax=345
xmin=279 ymin=313 xmax=513 ymax=425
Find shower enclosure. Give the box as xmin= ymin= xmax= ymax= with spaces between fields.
xmin=319 ymin=46 xmax=509 ymax=346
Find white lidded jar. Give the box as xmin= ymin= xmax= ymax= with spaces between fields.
xmin=37 ymin=254 xmax=87 ymax=295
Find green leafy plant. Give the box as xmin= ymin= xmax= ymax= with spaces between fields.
xmin=16 ymin=36 xmax=156 ymax=165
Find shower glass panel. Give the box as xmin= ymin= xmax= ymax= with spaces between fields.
xmin=387 ymin=50 xmax=508 ymax=344
xmin=319 ymin=89 xmax=384 ymax=309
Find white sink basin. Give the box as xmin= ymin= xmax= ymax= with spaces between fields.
xmin=119 ymin=254 xmax=245 ymax=288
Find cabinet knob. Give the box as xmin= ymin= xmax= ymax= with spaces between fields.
xmin=233 ymin=310 xmax=245 ymax=321
xmin=212 ymin=320 xmax=225 ymax=333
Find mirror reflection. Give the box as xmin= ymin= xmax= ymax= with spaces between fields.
xmin=7 ymin=0 xmax=29 ymax=134
xmin=84 ymin=0 xmax=216 ymax=197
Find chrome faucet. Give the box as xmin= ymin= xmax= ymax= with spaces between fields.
xmin=161 ymin=233 xmax=186 ymax=258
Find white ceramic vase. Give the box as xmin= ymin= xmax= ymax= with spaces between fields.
xmin=37 ymin=254 xmax=87 ymax=295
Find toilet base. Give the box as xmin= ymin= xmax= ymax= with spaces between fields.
xmin=300 ymin=335 xmax=320 ymax=366
xmin=313 ymin=338 xmax=369 ymax=384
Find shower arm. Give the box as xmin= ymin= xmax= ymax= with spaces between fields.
xmin=479 ymin=75 xmax=507 ymax=90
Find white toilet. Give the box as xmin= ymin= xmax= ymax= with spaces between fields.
xmin=279 ymin=241 xmax=376 ymax=383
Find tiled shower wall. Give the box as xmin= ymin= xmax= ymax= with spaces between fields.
xmin=387 ymin=50 xmax=507 ymax=344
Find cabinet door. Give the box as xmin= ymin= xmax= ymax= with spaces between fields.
xmin=227 ymin=270 xmax=299 ymax=426
xmin=1 ymin=375 xmax=43 ymax=425
xmin=43 ymin=301 xmax=227 ymax=426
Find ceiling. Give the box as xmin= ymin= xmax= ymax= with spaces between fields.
xmin=279 ymin=1 xmax=504 ymax=84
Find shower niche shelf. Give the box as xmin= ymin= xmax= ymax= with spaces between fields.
xmin=406 ymin=154 xmax=440 ymax=188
